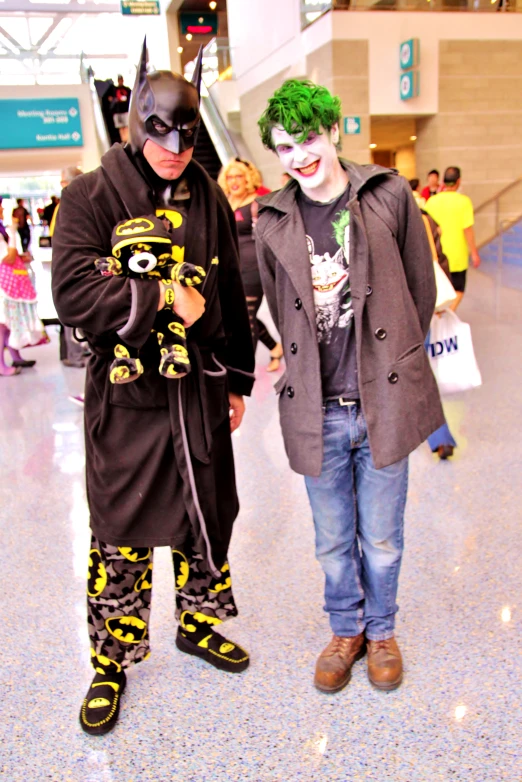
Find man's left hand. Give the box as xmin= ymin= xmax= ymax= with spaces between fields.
xmin=228 ymin=393 xmax=245 ymax=433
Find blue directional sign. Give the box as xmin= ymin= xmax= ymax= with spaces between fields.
xmin=121 ymin=0 xmax=160 ymax=14
xmin=0 ymin=98 xmax=83 ymax=150
xmin=400 ymin=71 xmax=420 ymax=101
xmin=343 ymin=116 xmax=361 ymax=135
xmin=400 ymin=39 xmax=419 ymax=71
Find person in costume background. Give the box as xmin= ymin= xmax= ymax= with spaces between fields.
xmin=0 ymin=199 xmax=44 ymax=376
xmin=256 ymin=79 xmax=444 ymax=695
xmin=218 ymin=158 xmax=283 ymax=372
xmin=52 ymin=42 xmax=254 ymax=736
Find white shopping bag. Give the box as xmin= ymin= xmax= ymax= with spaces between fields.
xmin=433 ymin=262 xmax=457 ymax=311
xmin=426 ymin=310 xmax=482 ymax=394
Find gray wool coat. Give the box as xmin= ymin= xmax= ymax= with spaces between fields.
xmin=255 ymin=161 xmax=445 ymax=476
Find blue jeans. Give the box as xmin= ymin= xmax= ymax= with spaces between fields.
xmin=304 ymin=403 xmax=408 ymax=641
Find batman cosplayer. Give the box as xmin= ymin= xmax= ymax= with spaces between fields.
xmin=52 ymin=41 xmax=255 ymax=736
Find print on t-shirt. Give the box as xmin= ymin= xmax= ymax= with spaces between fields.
xmin=306 ymin=208 xmax=353 ymax=344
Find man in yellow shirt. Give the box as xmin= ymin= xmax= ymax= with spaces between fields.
xmin=424 ymin=166 xmax=481 ymax=310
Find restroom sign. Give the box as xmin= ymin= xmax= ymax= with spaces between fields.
xmin=400 ymin=39 xmax=419 ymax=71
xmin=343 ymin=116 xmax=361 ymax=135
xmin=400 ymin=71 xmax=419 ymax=101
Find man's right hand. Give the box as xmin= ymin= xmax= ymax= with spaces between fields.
xmin=157 ymin=280 xmax=205 ymax=326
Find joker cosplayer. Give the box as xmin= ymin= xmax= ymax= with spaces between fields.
xmin=255 ymin=80 xmax=444 ymax=693
xmin=52 ymin=43 xmax=254 ymax=735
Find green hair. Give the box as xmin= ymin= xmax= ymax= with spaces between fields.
xmin=332 ymin=209 xmax=350 ymax=247
xmin=258 ymin=79 xmax=342 ymax=150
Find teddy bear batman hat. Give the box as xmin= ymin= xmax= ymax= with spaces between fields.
xmin=128 ymin=38 xmax=204 ymax=156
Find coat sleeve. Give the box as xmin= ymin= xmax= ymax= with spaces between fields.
xmin=215 ymin=189 xmax=255 ymax=396
xmin=51 ymin=175 xmax=160 ymax=349
xmin=396 ymin=177 xmax=436 ymax=338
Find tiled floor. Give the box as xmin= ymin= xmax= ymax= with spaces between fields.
xmin=1 ymin=269 xmax=520 ymax=781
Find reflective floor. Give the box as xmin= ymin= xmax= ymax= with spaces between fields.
xmin=1 ymin=269 xmax=520 ymax=781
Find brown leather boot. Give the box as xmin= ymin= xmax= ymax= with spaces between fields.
xmin=314 ymin=633 xmax=365 ymax=693
xmin=366 ymin=637 xmax=403 ymax=691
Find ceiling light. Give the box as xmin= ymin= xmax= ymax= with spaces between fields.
xmin=186 ymin=33 xmax=193 ymax=41
xmin=410 ymin=135 xmax=417 ymax=141
xmin=177 ymin=46 xmax=183 ymax=53
xmin=369 ymin=143 xmax=377 ymax=149
xmin=454 ymin=705 xmax=467 ymax=721
xmin=209 ymin=1 xmax=217 ymax=8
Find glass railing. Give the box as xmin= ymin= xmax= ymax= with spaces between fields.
xmin=202 ymin=37 xmax=233 ymax=88
xmin=301 ymin=0 xmax=520 ymax=25
xmin=474 ymin=178 xmax=522 ymax=249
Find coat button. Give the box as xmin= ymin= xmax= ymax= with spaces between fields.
xmin=375 ymin=327 xmax=387 ymax=340
xmin=366 ymin=285 xmax=373 ymax=296
xmin=287 ymin=386 xmax=295 ymax=398
xmin=290 ymin=343 xmax=297 ymax=354
xmin=388 ymin=372 xmax=398 ymax=384
xmin=295 ymin=298 xmax=302 ymax=310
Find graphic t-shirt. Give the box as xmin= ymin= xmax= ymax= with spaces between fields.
xmin=112 ymin=85 xmax=131 ymax=115
xmin=298 ymin=184 xmax=359 ymax=400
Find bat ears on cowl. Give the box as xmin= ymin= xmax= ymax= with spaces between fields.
xmin=191 ymin=45 xmax=204 ymax=100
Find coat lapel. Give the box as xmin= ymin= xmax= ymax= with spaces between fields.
xmin=264 ymin=206 xmax=316 ymax=333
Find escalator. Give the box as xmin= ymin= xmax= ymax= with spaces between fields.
xmin=85 ymin=60 xmax=241 ymax=181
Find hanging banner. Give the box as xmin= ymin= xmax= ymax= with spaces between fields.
xmin=0 ymin=98 xmax=83 ymax=150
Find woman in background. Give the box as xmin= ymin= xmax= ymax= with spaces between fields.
xmin=0 ymin=200 xmax=44 ymax=375
xmin=219 ymin=159 xmax=283 ymax=372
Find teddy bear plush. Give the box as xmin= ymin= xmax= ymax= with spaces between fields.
xmin=95 ymin=215 xmax=205 ymax=384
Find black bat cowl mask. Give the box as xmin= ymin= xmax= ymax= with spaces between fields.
xmin=128 ymin=39 xmax=203 ymax=156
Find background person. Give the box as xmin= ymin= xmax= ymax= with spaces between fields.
xmin=51 ymin=166 xmax=87 ymax=368
xmin=421 ymin=169 xmax=441 ymax=202
xmin=424 ymin=166 xmax=481 ymax=311
xmin=0 ymin=200 xmax=43 ymax=375
xmin=218 ymin=158 xmax=283 ymax=372
xmin=409 ymin=178 xmax=426 ymax=209
xmin=12 ymin=198 xmax=31 ymax=252
xmin=109 ymin=74 xmax=132 ymax=143
xmin=42 ymin=196 xmax=59 ymax=227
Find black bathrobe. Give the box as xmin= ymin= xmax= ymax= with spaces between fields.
xmin=52 ymin=145 xmax=254 ymax=575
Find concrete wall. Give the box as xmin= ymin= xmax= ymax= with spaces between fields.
xmin=416 ymin=40 xmax=522 ymax=209
xmin=228 ymin=5 xmax=522 ymax=197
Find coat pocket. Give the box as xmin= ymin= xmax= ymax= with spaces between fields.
xmin=203 ymin=353 xmax=229 ymax=431
xmin=273 ymin=370 xmax=288 ymax=395
xmin=109 ymin=364 xmax=168 ymax=409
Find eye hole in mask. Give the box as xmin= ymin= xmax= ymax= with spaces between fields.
xmin=128 ymin=251 xmax=158 ymax=274
xmin=151 ymin=117 xmax=171 ymax=136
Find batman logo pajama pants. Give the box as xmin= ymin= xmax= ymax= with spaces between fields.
xmin=87 ymin=534 xmax=237 ymax=670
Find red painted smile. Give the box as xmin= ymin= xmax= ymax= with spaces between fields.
xmin=296 ymin=160 xmax=320 ymax=177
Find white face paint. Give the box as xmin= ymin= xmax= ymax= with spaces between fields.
xmin=271 ymin=124 xmax=343 ymax=201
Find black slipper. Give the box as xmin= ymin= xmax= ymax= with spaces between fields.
xmin=79 ymin=669 xmax=126 ymax=736
xmin=176 ymin=611 xmax=249 ymax=673
xmin=12 ymin=360 xmax=36 ymax=368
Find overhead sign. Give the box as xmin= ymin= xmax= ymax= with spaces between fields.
xmin=121 ymin=0 xmax=160 ymax=14
xmin=343 ymin=116 xmax=361 ymax=135
xmin=180 ymin=12 xmax=218 ymax=35
xmin=400 ymin=39 xmax=419 ymax=71
xmin=400 ymin=71 xmax=420 ymax=101
xmin=0 ymin=98 xmax=83 ymax=150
